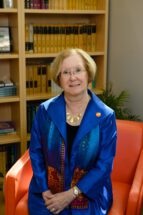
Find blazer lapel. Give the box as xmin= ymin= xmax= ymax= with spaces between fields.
xmin=47 ymin=93 xmax=67 ymax=144
xmin=74 ymin=92 xmax=104 ymax=144
xmin=70 ymin=91 xmax=105 ymax=172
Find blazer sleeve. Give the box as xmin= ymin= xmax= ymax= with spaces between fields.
xmin=76 ymin=112 xmax=117 ymax=199
xmin=29 ymin=105 xmax=48 ymax=193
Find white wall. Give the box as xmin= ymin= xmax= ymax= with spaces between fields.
xmin=108 ymin=0 xmax=143 ymax=120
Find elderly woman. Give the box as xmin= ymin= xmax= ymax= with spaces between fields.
xmin=28 ymin=48 xmax=117 ymax=215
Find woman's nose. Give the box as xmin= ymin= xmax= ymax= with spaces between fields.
xmin=69 ymin=73 xmax=77 ymax=80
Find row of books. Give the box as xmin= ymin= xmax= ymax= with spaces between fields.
xmin=0 ymin=0 xmax=13 ymax=8
xmin=25 ymin=24 xmax=96 ymax=53
xmin=0 ymin=80 xmax=16 ymax=97
xmin=25 ymin=0 xmax=48 ymax=9
xmin=27 ymin=101 xmax=41 ymax=132
xmin=26 ymin=63 xmax=62 ymax=95
xmin=0 ymin=121 xmax=15 ymax=135
xmin=0 ymin=144 xmax=18 ymax=190
xmin=24 ymin=0 xmax=97 ymax=10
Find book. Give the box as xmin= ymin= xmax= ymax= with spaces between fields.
xmin=25 ymin=24 xmax=30 ymax=52
xmin=86 ymin=25 xmax=92 ymax=51
xmin=6 ymin=144 xmax=19 ymax=171
xmin=74 ymin=26 xmax=79 ymax=48
xmin=60 ymin=25 xmax=66 ymax=50
xmin=0 ymin=148 xmax=6 ymax=173
xmin=27 ymin=102 xmax=40 ymax=132
xmin=65 ymin=26 xmax=70 ymax=48
xmin=0 ymin=146 xmax=6 ymax=190
xmin=0 ymin=81 xmax=5 ymax=88
xmin=91 ymin=24 xmax=96 ymax=52
xmin=33 ymin=25 xmax=38 ymax=53
xmin=56 ymin=26 xmax=61 ymax=52
xmin=38 ymin=25 xmax=42 ymax=52
xmin=3 ymin=0 xmax=13 ymax=8
xmin=46 ymin=64 xmax=51 ymax=92
xmin=50 ymin=26 xmax=55 ymax=53
xmin=26 ymin=65 xmax=30 ymax=95
xmin=0 ymin=0 xmax=3 ymax=8
xmin=0 ymin=121 xmax=15 ymax=134
xmin=41 ymin=25 xmax=46 ymax=53
xmin=3 ymin=79 xmax=14 ymax=87
xmin=41 ymin=65 xmax=47 ymax=93
xmin=25 ymin=24 xmax=34 ymax=53
xmin=44 ymin=0 xmax=49 ymax=9
xmin=79 ymin=25 xmax=83 ymax=49
xmin=33 ymin=65 xmax=38 ymax=94
xmin=0 ymin=85 xmax=16 ymax=97
xmin=36 ymin=65 xmax=42 ymax=93
xmin=0 ymin=26 xmax=11 ymax=53
xmin=45 ymin=26 xmax=49 ymax=53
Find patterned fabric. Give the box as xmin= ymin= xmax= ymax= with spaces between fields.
xmin=47 ymin=166 xmax=63 ymax=193
xmin=71 ymin=168 xmax=88 ymax=208
xmin=47 ymin=166 xmax=88 ymax=209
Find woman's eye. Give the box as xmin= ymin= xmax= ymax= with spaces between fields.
xmin=76 ymin=68 xmax=81 ymax=73
xmin=63 ymin=70 xmax=69 ymax=75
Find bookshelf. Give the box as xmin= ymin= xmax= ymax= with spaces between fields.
xmin=0 ymin=0 xmax=21 ymax=187
xmin=0 ymin=0 xmax=109 ymax=177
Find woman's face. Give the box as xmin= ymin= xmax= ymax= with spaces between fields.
xmin=59 ymin=53 xmax=89 ymax=97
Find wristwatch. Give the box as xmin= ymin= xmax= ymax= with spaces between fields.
xmin=73 ymin=186 xmax=80 ymax=197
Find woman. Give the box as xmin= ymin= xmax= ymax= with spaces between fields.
xmin=28 ymin=48 xmax=117 ymax=215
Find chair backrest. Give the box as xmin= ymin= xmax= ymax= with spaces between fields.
xmin=4 ymin=150 xmax=32 ymax=215
xmin=111 ymin=120 xmax=143 ymax=184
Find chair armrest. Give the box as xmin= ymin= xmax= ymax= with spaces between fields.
xmin=4 ymin=150 xmax=32 ymax=215
xmin=126 ymin=150 xmax=143 ymax=215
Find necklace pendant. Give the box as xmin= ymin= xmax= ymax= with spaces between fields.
xmin=70 ymin=117 xmax=74 ymax=123
xmin=66 ymin=112 xmax=82 ymax=125
xmin=76 ymin=116 xmax=80 ymax=121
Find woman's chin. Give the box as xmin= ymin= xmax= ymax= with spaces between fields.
xmin=68 ymin=90 xmax=86 ymax=97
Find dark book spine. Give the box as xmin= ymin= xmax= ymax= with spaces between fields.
xmin=0 ymin=0 xmax=3 ymax=8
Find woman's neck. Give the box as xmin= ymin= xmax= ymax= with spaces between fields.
xmin=64 ymin=91 xmax=90 ymax=115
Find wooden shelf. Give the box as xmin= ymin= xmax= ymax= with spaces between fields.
xmin=0 ymin=133 xmax=20 ymax=145
xmin=0 ymin=96 xmax=20 ymax=103
xmin=25 ymin=52 xmax=105 ymax=59
xmin=24 ymin=9 xmax=106 ymax=15
xmin=0 ymin=8 xmax=18 ymax=13
xmin=0 ymin=54 xmax=19 ymax=59
xmin=26 ymin=93 xmax=58 ymax=101
xmin=25 ymin=53 xmax=58 ymax=59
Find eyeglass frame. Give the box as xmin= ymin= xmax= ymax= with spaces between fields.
xmin=59 ymin=66 xmax=86 ymax=78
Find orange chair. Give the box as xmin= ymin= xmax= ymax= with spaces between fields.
xmin=109 ymin=120 xmax=143 ymax=215
xmin=4 ymin=120 xmax=143 ymax=215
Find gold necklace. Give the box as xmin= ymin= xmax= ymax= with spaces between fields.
xmin=66 ymin=112 xmax=82 ymax=125
xmin=65 ymin=94 xmax=91 ymax=125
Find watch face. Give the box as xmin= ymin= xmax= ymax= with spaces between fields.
xmin=73 ymin=187 xmax=79 ymax=196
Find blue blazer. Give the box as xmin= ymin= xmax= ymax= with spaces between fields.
xmin=29 ymin=90 xmax=117 ymax=214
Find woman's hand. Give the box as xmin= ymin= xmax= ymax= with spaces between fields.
xmin=42 ymin=190 xmax=54 ymax=202
xmin=44 ymin=188 xmax=76 ymax=214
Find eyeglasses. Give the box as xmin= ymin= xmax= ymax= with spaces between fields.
xmin=60 ymin=67 xmax=86 ymax=77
